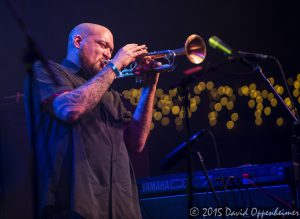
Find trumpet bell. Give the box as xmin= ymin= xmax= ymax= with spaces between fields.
xmin=185 ymin=34 xmax=206 ymax=64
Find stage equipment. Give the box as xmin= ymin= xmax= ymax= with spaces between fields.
xmin=138 ymin=162 xmax=292 ymax=197
xmin=138 ymin=162 xmax=296 ymax=219
xmin=117 ymin=34 xmax=206 ymax=78
xmin=208 ymin=35 xmax=300 ymax=214
xmin=160 ymin=130 xmax=207 ymax=171
xmin=209 ymin=36 xmax=270 ymax=60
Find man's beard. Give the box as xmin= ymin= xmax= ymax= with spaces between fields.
xmin=78 ymin=48 xmax=103 ymax=79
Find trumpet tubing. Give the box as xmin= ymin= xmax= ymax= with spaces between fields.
xmin=118 ymin=34 xmax=206 ymax=78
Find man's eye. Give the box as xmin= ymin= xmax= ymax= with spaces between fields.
xmin=98 ymin=43 xmax=106 ymax=48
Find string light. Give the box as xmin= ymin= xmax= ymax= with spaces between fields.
xmin=161 ymin=117 xmax=170 ymax=126
xmin=226 ymin=121 xmax=234 ymax=129
xmin=231 ymin=113 xmax=239 ymax=122
xmin=264 ymin=107 xmax=271 ymax=116
xmin=268 ymin=77 xmax=275 ymax=86
xmin=276 ymin=117 xmax=284 ymax=127
xmin=123 ymin=77 xmax=300 ymax=130
xmin=206 ymin=81 xmax=214 ymax=90
xmin=171 ymin=105 xmax=180 ymax=115
xmin=255 ymin=117 xmax=263 ymax=126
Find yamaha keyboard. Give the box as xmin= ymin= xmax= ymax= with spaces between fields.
xmin=137 ymin=162 xmax=293 ymax=197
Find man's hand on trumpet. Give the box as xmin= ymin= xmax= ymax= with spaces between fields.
xmin=111 ymin=44 xmax=148 ymax=70
xmin=135 ymin=56 xmax=161 ymax=87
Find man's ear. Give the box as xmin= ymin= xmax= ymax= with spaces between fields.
xmin=73 ymin=35 xmax=82 ymax=49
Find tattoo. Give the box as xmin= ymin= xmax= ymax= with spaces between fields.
xmin=53 ymin=66 xmax=116 ymax=121
xmin=124 ymin=86 xmax=156 ymax=152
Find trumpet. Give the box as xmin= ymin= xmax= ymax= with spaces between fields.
xmin=116 ymin=34 xmax=206 ymax=78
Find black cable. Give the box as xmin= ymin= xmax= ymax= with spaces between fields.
xmin=235 ymin=177 xmax=254 ymax=219
xmin=195 ymin=152 xmax=225 ymax=219
xmin=223 ymin=176 xmax=234 ymax=209
xmin=206 ymin=130 xmax=221 ymax=169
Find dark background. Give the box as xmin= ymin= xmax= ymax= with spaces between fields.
xmin=0 ymin=0 xmax=299 ymax=218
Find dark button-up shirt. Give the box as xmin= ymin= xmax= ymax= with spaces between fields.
xmin=24 ymin=59 xmax=142 ymax=219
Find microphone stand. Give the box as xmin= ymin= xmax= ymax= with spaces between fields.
xmin=175 ymin=77 xmax=224 ymax=219
xmin=231 ymin=55 xmax=300 ymax=215
xmin=252 ymin=63 xmax=300 ymax=213
xmin=5 ymin=1 xmax=60 ymax=218
xmin=176 ymin=78 xmax=194 ymax=219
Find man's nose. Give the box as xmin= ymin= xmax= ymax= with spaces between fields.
xmin=104 ymin=48 xmax=111 ymax=59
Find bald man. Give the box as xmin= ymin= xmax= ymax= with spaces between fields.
xmin=24 ymin=23 xmax=159 ymax=219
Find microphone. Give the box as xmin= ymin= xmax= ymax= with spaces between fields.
xmin=236 ymin=51 xmax=270 ymax=60
xmin=160 ymin=129 xmax=206 ymax=170
xmin=209 ymin=36 xmax=233 ymax=56
xmin=208 ymin=36 xmax=270 ymax=60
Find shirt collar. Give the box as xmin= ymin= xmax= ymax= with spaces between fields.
xmin=61 ymin=59 xmax=91 ymax=80
xmin=61 ymin=59 xmax=80 ymax=74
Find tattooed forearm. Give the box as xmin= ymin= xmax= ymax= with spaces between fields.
xmin=53 ymin=66 xmax=116 ymax=122
xmin=124 ymin=86 xmax=156 ymax=152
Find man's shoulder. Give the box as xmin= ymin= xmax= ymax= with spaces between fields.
xmin=33 ymin=60 xmax=67 ymax=73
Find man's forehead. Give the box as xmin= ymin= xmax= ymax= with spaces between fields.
xmin=89 ymin=31 xmax=114 ymax=50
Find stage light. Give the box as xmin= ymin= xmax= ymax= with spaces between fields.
xmin=226 ymin=101 xmax=234 ymax=110
xmin=169 ymin=88 xmax=177 ymax=97
xmin=284 ymin=97 xmax=292 ymax=108
xmin=194 ymin=96 xmax=201 ymax=104
xmin=206 ymin=81 xmax=214 ymax=90
xmin=172 ymin=106 xmax=180 ymax=115
xmin=226 ymin=121 xmax=234 ymax=129
xmin=162 ymin=106 xmax=171 ymax=115
xmin=150 ymin=122 xmax=155 ymax=130
xmin=270 ymin=98 xmax=278 ymax=107
xmin=294 ymin=81 xmax=300 ymax=89
xmin=231 ymin=113 xmax=239 ymax=121
xmin=122 ymin=90 xmax=130 ymax=99
xmin=248 ymin=99 xmax=256 ymax=108
xmin=220 ymin=97 xmax=228 ymax=106
xmin=241 ymin=86 xmax=250 ymax=96
xmin=190 ymin=105 xmax=197 ymax=112
xmin=194 ymin=86 xmax=201 ymax=94
xmin=276 ymin=117 xmax=284 ymax=127
xmin=256 ymin=96 xmax=263 ymax=104
xmin=225 ymin=86 xmax=233 ymax=96
xmin=255 ymin=110 xmax=262 ymax=118
xmin=175 ymin=117 xmax=183 ymax=126
xmin=262 ymin=90 xmax=268 ymax=99
xmin=250 ymin=90 xmax=258 ymax=99
xmin=268 ymin=77 xmax=275 ymax=86
xmin=209 ymin=119 xmax=217 ymax=127
xmin=131 ymin=88 xmax=138 ymax=98
xmin=217 ymin=86 xmax=225 ymax=95
xmin=198 ymin=81 xmax=206 ymax=91
xmin=267 ymin=93 xmax=274 ymax=101
xmin=161 ymin=117 xmax=170 ymax=126
xmin=154 ymin=111 xmax=162 ymax=121
xmin=214 ymin=102 xmax=222 ymax=112
xmin=156 ymin=88 xmax=164 ymax=98
xmin=264 ymin=107 xmax=271 ymax=116
xmin=157 ymin=100 xmax=163 ymax=109
xmin=275 ymin=85 xmax=284 ymax=95
xmin=130 ymin=97 xmax=137 ymax=105
xmin=249 ymin=83 xmax=256 ymax=91
xmin=256 ymin=103 xmax=264 ymax=111
xmin=293 ymin=89 xmax=299 ymax=98
xmin=255 ymin=117 xmax=263 ymax=126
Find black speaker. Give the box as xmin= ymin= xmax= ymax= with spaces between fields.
xmin=140 ymin=185 xmax=294 ymax=219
